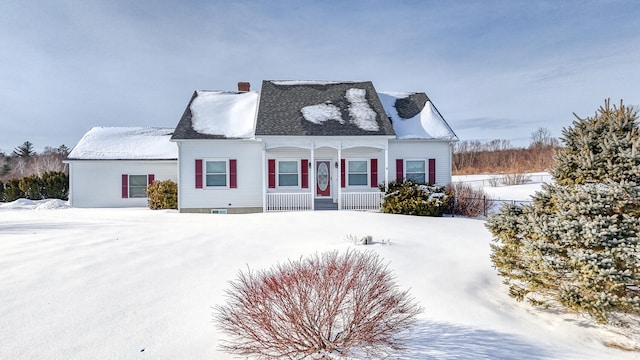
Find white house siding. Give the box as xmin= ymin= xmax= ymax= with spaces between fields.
xmin=68 ymin=160 xmax=177 ymax=208
xmin=176 ymin=140 xmax=263 ymax=213
xmin=388 ymin=140 xmax=453 ymax=185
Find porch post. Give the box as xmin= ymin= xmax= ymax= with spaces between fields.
xmin=384 ymin=146 xmax=389 ymax=191
xmin=337 ymin=145 xmax=342 ymax=210
xmin=310 ymin=143 xmax=315 ymax=210
xmin=262 ymin=144 xmax=267 ymax=212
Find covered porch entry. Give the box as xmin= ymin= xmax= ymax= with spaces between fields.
xmin=262 ymin=139 xmax=388 ymax=212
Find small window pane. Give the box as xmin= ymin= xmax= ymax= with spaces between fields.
xmin=206 ymin=161 xmax=227 ymax=187
xmin=349 ymin=174 xmax=368 ymax=186
xmin=206 ymin=174 xmax=226 ymax=187
xmin=206 ymin=161 xmax=226 ymax=173
xmin=406 ymin=173 xmax=426 ymax=183
xmin=278 ymin=161 xmax=298 ymax=187
xmin=279 ymin=174 xmax=298 ymax=186
xmin=347 ymin=160 xmax=367 ymax=186
xmin=278 ymin=161 xmax=298 ymax=173
xmin=129 ymin=175 xmax=147 ymax=186
xmin=128 ymin=175 xmax=148 ymax=198
xmin=406 ymin=161 xmax=425 ymax=173
xmin=129 ymin=186 xmax=147 ymax=198
xmin=348 ymin=161 xmax=367 ymax=172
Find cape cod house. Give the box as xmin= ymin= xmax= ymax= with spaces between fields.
xmin=66 ymin=80 xmax=458 ymax=212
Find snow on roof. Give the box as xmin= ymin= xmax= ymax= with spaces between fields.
xmin=346 ymin=88 xmax=379 ymax=131
xmin=67 ymin=127 xmax=177 ymax=160
xmin=299 ymin=88 xmax=380 ymax=132
xmin=189 ymin=90 xmax=258 ymax=139
xmin=301 ymin=103 xmax=343 ymax=125
xmin=378 ymin=92 xmax=458 ymax=140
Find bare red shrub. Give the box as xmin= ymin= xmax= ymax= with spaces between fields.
xmin=214 ymin=250 xmax=422 ymax=359
xmin=447 ymin=182 xmax=495 ymax=217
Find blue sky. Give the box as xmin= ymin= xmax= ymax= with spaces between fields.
xmin=1 ymin=0 xmax=638 ymax=152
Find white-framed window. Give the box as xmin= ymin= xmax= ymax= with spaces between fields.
xmin=206 ymin=160 xmax=228 ymax=187
xmin=405 ymin=160 xmax=426 ymax=183
xmin=278 ymin=160 xmax=299 ymax=187
xmin=128 ymin=175 xmax=148 ymax=198
xmin=347 ymin=160 xmax=368 ymax=186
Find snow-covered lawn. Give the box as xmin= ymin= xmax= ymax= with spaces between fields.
xmin=1 ymin=195 xmax=638 ymax=359
xmin=452 ymin=172 xmax=551 ymax=202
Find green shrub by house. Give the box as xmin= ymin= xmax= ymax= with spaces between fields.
xmin=19 ymin=174 xmax=44 ymax=200
xmin=2 ymin=171 xmax=68 ymax=202
xmin=146 ymin=179 xmax=178 ymax=210
xmin=380 ymin=179 xmax=451 ymax=216
xmin=41 ymin=171 xmax=69 ymax=200
xmin=4 ymin=179 xmax=24 ymax=202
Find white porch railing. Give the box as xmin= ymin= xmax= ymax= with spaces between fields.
xmin=266 ymin=193 xmax=313 ymax=212
xmin=341 ymin=192 xmax=384 ymax=211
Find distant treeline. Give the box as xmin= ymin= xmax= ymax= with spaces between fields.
xmin=453 ymin=128 xmax=559 ymax=174
xmin=0 ymin=141 xmax=69 ymax=182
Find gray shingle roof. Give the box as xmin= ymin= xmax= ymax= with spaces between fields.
xmin=394 ymin=93 xmax=429 ymax=119
xmin=254 ymin=80 xmax=396 ymax=136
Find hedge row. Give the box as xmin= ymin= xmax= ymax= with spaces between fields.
xmin=0 ymin=171 xmax=69 ymax=202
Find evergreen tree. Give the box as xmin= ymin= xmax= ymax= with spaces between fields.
xmin=552 ymin=99 xmax=640 ymax=186
xmin=56 ymin=144 xmax=70 ymax=157
xmin=487 ymin=99 xmax=640 ymax=324
xmin=41 ymin=171 xmax=69 ymax=200
xmin=0 ymin=180 xmax=4 ymax=202
xmin=12 ymin=141 xmax=36 ymax=159
xmin=18 ymin=174 xmax=44 ymax=200
xmin=4 ymin=179 xmax=24 ymax=202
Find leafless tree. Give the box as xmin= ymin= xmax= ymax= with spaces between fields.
xmin=32 ymin=154 xmax=66 ymax=175
xmin=529 ymin=127 xmax=559 ymax=149
xmin=214 ymin=250 xmax=422 ymax=359
xmin=447 ymin=182 xmax=495 ymax=217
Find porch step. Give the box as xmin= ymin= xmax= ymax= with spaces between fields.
xmin=314 ymin=198 xmax=338 ymax=211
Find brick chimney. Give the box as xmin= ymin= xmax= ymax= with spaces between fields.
xmin=238 ymin=82 xmax=250 ymax=92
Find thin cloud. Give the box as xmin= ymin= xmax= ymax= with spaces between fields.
xmin=0 ymin=0 xmax=638 ymax=151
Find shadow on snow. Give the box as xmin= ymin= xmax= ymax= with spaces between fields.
xmin=395 ymin=320 xmax=556 ymax=360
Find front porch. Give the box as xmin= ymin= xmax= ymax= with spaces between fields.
xmin=265 ymin=191 xmax=384 ymax=212
xmin=261 ymin=136 xmax=391 ymax=213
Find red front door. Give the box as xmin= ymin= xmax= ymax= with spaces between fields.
xmin=316 ymin=161 xmax=331 ymax=197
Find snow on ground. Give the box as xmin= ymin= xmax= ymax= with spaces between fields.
xmin=453 ymin=172 xmax=553 ymax=202
xmin=1 ymin=197 xmax=639 ymax=359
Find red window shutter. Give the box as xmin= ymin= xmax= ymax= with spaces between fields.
xmin=301 ymin=159 xmax=309 ymax=188
xmin=148 ymin=174 xmax=155 ymax=185
xmin=268 ymin=159 xmax=276 ymax=189
xmin=341 ymin=159 xmax=346 ymax=188
xmin=370 ymin=159 xmax=378 ymax=188
xmin=229 ymin=159 xmax=237 ymax=189
xmin=195 ymin=159 xmax=203 ymax=189
xmin=396 ymin=159 xmax=404 ymax=181
xmin=121 ymin=174 xmax=128 ymax=198
xmin=428 ymin=158 xmax=436 ymax=184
